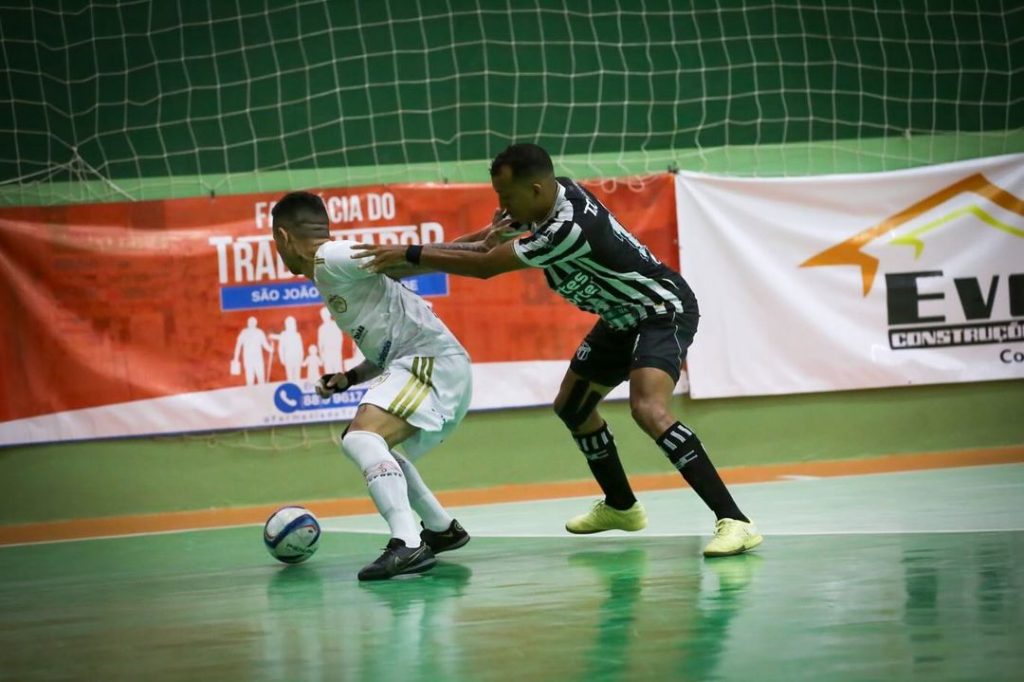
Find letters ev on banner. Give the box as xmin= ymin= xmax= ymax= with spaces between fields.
xmin=675 ymin=154 xmax=1024 ymax=399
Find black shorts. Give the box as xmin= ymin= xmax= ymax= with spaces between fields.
xmin=568 ymin=309 xmax=699 ymax=387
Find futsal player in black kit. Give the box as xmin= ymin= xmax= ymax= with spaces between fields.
xmin=357 ymin=143 xmax=761 ymax=557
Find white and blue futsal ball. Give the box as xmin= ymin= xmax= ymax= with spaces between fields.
xmin=263 ymin=506 xmax=321 ymax=564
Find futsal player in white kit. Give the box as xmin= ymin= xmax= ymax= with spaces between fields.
xmin=271 ymin=191 xmax=472 ymax=581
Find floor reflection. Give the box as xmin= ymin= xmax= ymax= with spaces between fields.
xmin=1 ymin=514 xmax=1021 ymax=681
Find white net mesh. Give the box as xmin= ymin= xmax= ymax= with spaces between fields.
xmin=1 ymin=0 xmax=1021 ymax=206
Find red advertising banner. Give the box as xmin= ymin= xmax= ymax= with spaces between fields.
xmin=0 ymin=175 xmax=677 ymax=445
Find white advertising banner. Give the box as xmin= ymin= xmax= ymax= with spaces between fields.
xmin=675 ymin=154 xmax=1024 ymax=399
xmin=0 ymin=361 xmax=638 ymax=445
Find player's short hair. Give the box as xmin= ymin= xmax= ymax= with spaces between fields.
xmin=271 ymin=191 xmax=330 ymax=237
xmin=489 ymin=143 xmax=554 ymax=181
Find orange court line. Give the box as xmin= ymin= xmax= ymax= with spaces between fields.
xmin=1 ymin=445 xmax=1022 ymax=547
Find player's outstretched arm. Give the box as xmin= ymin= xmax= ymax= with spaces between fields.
xmin=452 ymin=226 xmax=492 ymax=244
xmin=375 ymin=235 xmax=491 ymax=278
xmin=372 ymin=211 xmax=511 ymax=277
xmin=354 ymin=239 xmax=530 ymax=279
xmin=370 ymin=209 xmax=526 ymax=278
xmin=379 ymin=261 xmax=436 ymax=279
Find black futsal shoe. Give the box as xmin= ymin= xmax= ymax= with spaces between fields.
xmin=357 ymin=538 xmax=437 ymax=581
xmin=420 ymin=519 xmax=471 ymax=554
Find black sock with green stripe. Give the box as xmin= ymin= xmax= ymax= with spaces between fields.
xmin=573 ymin=423 xmax=637 ymax=511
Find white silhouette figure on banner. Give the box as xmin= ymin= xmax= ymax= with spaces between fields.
xmin=344 ymin=336 xmax=365 ymax=371
xmin=302 ymin=344 xmax=323 ymax=384
xmin=270 ymin=316 xmax=304 ymax=382
xmin=317 ymin=306 xmax=343 ymax=374
xmin=232 ymin=317 xmax=273 ymax=385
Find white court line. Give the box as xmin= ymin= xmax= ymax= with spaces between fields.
xmin=0 ymin=523 xmax=269 ymax=549
xmin=6 ymin=524 xmax=1021 ymax=550
xmin=321 ymin=527 xmax=1024 ymax=538
xmin=5 ymin=464 xmax=1020 ymax=549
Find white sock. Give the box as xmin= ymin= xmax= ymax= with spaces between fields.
xmin=341 ymin=431 xmax=420 ymax=547
xmin=393 ymin=452 xmax=453 ymax=532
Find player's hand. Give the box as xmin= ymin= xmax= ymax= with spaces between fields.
xmin=352 ymin=243 xmax=407 ymax=273
xmin=484 ymin=213 xmax=522 ymax=249
xmin=489 ymin=208 xmax=508 ymax=229
xmin=316 ymin=372 xmax=347 ymax=398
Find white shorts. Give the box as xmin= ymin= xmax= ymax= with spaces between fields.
xmin=360 ymin=353 xmax=472 ymax=460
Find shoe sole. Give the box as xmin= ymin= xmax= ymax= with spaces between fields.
xmin=398 ymin=554 xmax=438 ymax=575
xmin=703 ymin=534 xmax=764 ymax=558
xmin=565 ymin=523 xmax=647 ymax=535
xmin=358 ymin=554 xmax=438 ymax=581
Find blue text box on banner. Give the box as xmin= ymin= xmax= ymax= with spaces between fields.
xmin=221 ymin=274 xmax=449 ymax=311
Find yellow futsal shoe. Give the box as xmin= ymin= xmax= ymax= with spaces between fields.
xmin=703 ymin=518 xmax=763 ymax=557
xmin=565 ymin=500 xmax=648 ymax=534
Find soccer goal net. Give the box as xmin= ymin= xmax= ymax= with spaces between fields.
xmin=1 ymin=0 xmax=1021 ymax=207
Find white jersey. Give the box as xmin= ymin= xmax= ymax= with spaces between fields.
xmin=313 ymin=240 xmax=466 ymax=368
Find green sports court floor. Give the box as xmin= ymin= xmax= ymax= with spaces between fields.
xmin=1 ymin=464 xmax=1022 ymax=681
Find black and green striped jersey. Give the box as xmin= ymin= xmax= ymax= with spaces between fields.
xmin=512 ymin=178 xmax=694 ymax=330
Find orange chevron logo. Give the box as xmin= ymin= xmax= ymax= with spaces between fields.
xmin=800 ymin=174 xmax=1024 ymax=295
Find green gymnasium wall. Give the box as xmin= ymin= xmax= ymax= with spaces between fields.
xmin=0 ymin=2 xmax=1021 ymax=524
xmin=1 ymin=381 xmax=1022 ymax=524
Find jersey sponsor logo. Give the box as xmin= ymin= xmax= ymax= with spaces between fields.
xmin=376 ymin=340 xmax=392 ymax=366
xmin=801 ymin=174 xmax=1024 ymax=356
xmin=367 ymin=371 xmax=390 ymax=388
xmin=327 ymin=294 xmax=348 ymax=315
xmin=557 ymin=272 xmax=603 ymax=307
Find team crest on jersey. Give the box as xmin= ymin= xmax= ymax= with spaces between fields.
xmin=576 ymin=341 xmax=592 ymax=361
xmin=327 ymin=294 xmax=347 ymax=314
